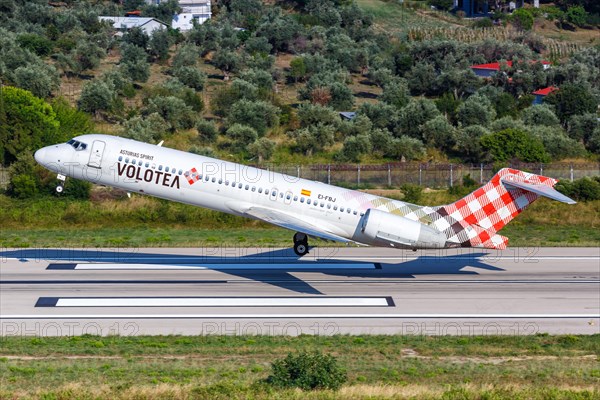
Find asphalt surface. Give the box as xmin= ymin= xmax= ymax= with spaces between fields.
xmin=1 ymin=247 xmax=598 ymax=336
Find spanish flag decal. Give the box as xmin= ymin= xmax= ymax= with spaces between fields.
xmin=301 ymin=189 xmax=311 ymax=196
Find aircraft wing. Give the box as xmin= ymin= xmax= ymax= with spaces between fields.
xmin=241 ymin=206 xmax=352 ymax=244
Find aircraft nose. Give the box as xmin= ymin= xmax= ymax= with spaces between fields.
xmin=34 ymin=147 xmax=47 ymax=166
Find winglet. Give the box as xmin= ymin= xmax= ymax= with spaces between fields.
xmin=501 ymin=177 xmax=576 ymax=204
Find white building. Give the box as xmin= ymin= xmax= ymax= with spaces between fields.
xmin=146 ymin=0 xmax=212 ymax=31
xmin=99 ymin=16 xmax=168 ymax=36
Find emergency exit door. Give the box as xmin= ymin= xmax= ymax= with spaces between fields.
xmin=88 ymin=140 xmax=106 ymax=169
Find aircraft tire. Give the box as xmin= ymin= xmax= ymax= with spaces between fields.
xmin=56 ymin=185 xmax=64 ymax=193
xmin=293 ymin=241 xmax=309 ymax=256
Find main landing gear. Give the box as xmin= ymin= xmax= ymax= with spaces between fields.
xmin=293 ymin=232 xmax=309 ymax=256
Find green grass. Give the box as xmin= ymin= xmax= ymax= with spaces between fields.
xmin=0 ymin=335 xmax=598 ymax=399
xmin=1 ymin=194 xmax=598 ymax=248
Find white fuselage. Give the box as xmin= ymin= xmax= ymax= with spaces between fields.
xmin=34 ymin=134 xmax=448 ymax=249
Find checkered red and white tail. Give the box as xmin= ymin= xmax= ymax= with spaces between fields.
xmin=430 ymin=168 xmax=558 ymax=250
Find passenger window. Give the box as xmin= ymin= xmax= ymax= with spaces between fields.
xmin=340 ymin=207 xmax=344 ymax=212
xmin=320 ymin=202 xmax=324 ymax=207
xmin=286 ymin=194 xmax=291 ymax=200
xmin=251 ymin=186 xmax=256 ymax=192
xmin=265 ymin=189 xmax=269 ymax=195
xmin=279 ymin=193 xmax=284 ymax=198
xmin=146 ymin=162 xmax=150 ymax=168
xmin=245 ymin=185 xmax=249 ymax=190
xmin=307 ymin=199 xmax=311 ymax=205
xmin=211 ymin=177 xmax=216 ymax=183
xmin=293 ymin=196 xmax=298 ymax=201
xmin=125 ymin=158 xmax=130 ymax=163
xmin=327 ymin=204 xmax=331 ymax=209
xmin=218 ymin=179 xmax=223 ymax=184
xmin=360 ymin=212 xmax=364 ymax=216
xmin=300 ymin=197 xmax=305 ymax=203
xmin=119 ymin=156 xmax=123 ymax=162
xmin=158 ymin=165 xmax=163 ymax=171
xmin=138 ymin=160 xmax=143 ymax=166
xmin=258 ymin=188 xmax=263 ymax=193
xmin=347 ymin=209 xmax=351 ymax=213
xmin=225 ymin=180 xmax=229 ymax=185
xmin=238 ymin=183 xmax=243 ymax=188
xmin=165 ymin=167 xmax=170 ymax=172
xmin=178 ymin=169 xmax=183 ymax=175
xmin=353 ymin=210 xmax=358 ymax=215
xmin=333 ymin=205 xmax=338 ymax=210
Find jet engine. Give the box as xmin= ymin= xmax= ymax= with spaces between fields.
xmin=357 ymin=208 xmax=447 ymax=249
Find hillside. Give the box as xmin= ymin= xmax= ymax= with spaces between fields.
xmin=1 ymin=0 xmax=599 ymax=183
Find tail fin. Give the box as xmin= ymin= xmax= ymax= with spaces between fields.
xmin=431 ymin=168 xmax=575 ymax=249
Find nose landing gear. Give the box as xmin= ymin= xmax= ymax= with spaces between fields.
xmin=56 ymin=173 xmax=66 ymax=194
xmin=293 ymin=232 xmax=309 ymax=256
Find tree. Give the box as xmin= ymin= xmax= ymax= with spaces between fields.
xmin=0 ymin=86 xmax=61 ymax=165
xmin=173 ymin=66 xmax=206 ymax=91
xmin=122 ymin=27 xmax=149 ymax=49
xmin=120 ymin=58 xmax=150 ymax=83
xmin=480 ymin=128 xmax=549 ymax=163
xmin=145 ymin=95 xmax=196 ymax=130
xmin=454 ymin=125 xmax=489 ymax=161
xmin=227 ymin=99 xmax=279 ymax=136
xmin=358 ymin=102 xmax=397 ymax=130
xmin=522 ymin=105 xmax=560 ymax=127
xmin=390 ymin=136 xmax=426 ymax=160
xmin=78 ymin=79 xmax=116 ymax=115
xmin=545 ymin=84 xmax=597 ymax=125
xmin=248 ymin=137 xmax=276 ymax=162
xmin=196 ymin=119 xmax=218 ymax=142
xmin=16 ymin=34 xmax=53 ymax=57
xmin=567 ymin=113 xmax=598 ymax=143
xmin=123 ymin=112 xmax=169 ymax=143
xmin=148 ymin=28 xmax=172 ymax=61
xmin=172 ymin=43 xmax=200 ymax=69
xmin=71 ymin=41 xmax=105 ymax=74
xmin=289 ymin=124 xmax=336 ymax=156
xmin=421 ymin=115 xmax=456 ymax=151
xmin=212 ymin=50 xmax=242 ymax=80
xmin=51 ymin=97 xmax=94 ymax=139
xmin=267 ymin=351 xmax=347 ymax=391
xmin=406 ymin=63 xmax=436 ymax=96
xmin=511 ymin=8 xmax=534 ymax=31
xmin=142 ymin=0 xmax=180 ymax=26
xmin=565 ymin=5 xmax=588 ymax=27
xmin=289 ymin=57 xmax=307 ymax=83
xmin=339 ymin=134 xmax=372 ymax=162
xmin=457 ymin=94 xmax=496 ymax=127
xmin=226 ymin=124 xmax=258 ymax=152
xmin=398 ymin=98 xmax=440 ymax=139
xmin=296 ymin=104 xmax=340 ymax=129
xmin=299 ymin=72 xmax=354 ymax=110
xmin=529 ymin=126 xmax=586 ymax=160
xmin=13 ymin=64 xmax=59 ymax=98
xmin=239 ymin=69 xmax=274 ymax=92
xmin=380 ymin=78 xmax=410 ymax=110
xmin=370 ymin=128 xmax=394 ymax=156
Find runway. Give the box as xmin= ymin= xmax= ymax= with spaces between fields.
xmin=1 ymin=247 xmax=599 ymax=336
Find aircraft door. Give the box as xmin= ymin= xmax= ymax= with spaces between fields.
xmin=88 ymin=140 xmax=106 ymax=169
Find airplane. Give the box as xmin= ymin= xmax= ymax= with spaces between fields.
xmin=34 ymin=134 xmax=576 ymax=256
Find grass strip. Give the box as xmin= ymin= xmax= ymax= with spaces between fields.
xmin=0 ymin=335 xmax=598 ymax=399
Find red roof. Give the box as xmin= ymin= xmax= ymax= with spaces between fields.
xmin=471 ymin=61 xmax=513 ymax=70
xmin=125 ymin=10 xmax=142 ymax=16
xmin=532 ymin=86 xmax=558 ymax=96
xmin=471 ymin=60 xmax=551 ymax=70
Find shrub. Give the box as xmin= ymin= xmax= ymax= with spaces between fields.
xmin=196 ymin=119 xmax=218 ymax=142
xmin=401 ymin=183 xmax=423 ymax=204
xmin=555 ymin=177 xmax=600 ymax=202
xmin=511 ymin=8 xmax=534 ymax=31
xmin=266 ymin=351 xmax=347 ymax=391
xmin=480 ymin=128 xmax=549 ymax=163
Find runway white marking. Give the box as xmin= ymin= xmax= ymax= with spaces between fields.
xmin=51 ymin=297 xmax=392 ymax=307
xmin=2 ymin=314 xmax=598 ymax=319
xmin=69 ymin=263 xmax=377 ymax=270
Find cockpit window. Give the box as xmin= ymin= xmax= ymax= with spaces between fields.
xmin=67 ymin=139 xmax=87 ymax=151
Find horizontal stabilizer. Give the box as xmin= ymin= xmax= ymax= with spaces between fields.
xmin=501 ymin=177 xmax=576 ymax=204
